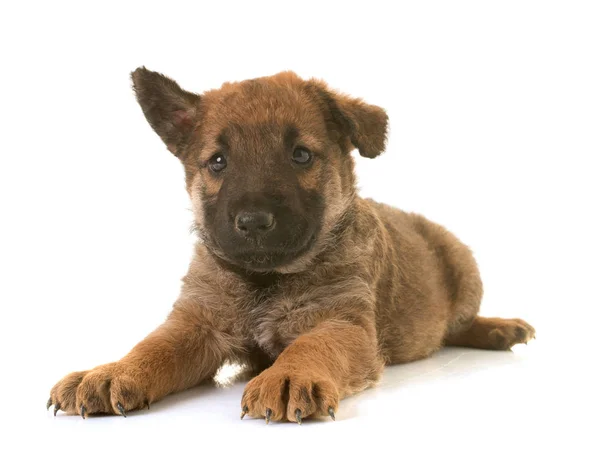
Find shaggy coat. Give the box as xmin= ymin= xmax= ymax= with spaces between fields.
xmin=48 ymin=69 xmax=535 ymax=422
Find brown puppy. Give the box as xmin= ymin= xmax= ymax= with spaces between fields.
xmin=47 ymin=69 xmax=535 ymax=422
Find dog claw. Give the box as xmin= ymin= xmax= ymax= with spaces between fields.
xmin=46 ymin=398 xmax=52 ymax=410
xmin=295 ymin=409 xmax=302 ymax=425
xmin=328 ymin=407 xmax=335 ymax=421
xmin=116 ymin=402 xmax=127 ymax=417
xmin=80 ymin=405 xmax=86 ymax=419
xmin=54 ymin=403 xmax=60 ymax=417
xmin=265 ymin=408 xmax=272 ymax=424
xmin=240 ymin=406 xmax=248 ymax=420
xmin=144 ymin=400 xmax=150 ymax=410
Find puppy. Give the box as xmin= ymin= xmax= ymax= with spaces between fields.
xmin=48 ymin=68 xmax=535 ymax=423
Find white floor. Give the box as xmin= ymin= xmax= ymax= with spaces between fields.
xmin=9 ymin=342 xmax=597 ymax=457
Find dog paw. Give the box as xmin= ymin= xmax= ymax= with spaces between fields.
xmin=241 ymin=365 xmax=339 ymax=423
xmin=47 ymin=363 xmax=150 ymax=417
xmin=489 ymin=318 xmax=536 ymax=350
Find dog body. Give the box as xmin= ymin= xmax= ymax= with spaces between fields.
xmin=48 ymin=70 xmax=535 ymax=422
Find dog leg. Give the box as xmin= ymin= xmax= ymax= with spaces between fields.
xmin=241 ymin=320 xmax=383 ymax=423
xmin=48 ymin=302 xmax=238 ymax=416
xmin=445 ymin=316 xmax=536 ymax=350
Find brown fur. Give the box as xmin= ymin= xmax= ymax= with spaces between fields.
xmin=48 ymin=69 xmax=535 ymax=422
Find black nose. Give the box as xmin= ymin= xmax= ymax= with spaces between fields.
xmin=235 ymin=211 xmax=275 ymax=235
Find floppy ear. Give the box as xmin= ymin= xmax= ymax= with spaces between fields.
xmin=131 ymin=67 xmax=200 ymax=156
xmin=308 ymin=80 xmax=388 ymax=158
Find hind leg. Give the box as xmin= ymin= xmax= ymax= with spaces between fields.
xmin=445 ymin=316 xmax=536 ymax=350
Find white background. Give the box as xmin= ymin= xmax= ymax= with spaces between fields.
xmin=1 ymin=1 xmax=598 ymax=456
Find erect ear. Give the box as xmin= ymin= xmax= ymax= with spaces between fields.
xmin=131 ymin=67 xmax=200 ymax=156
xmin=307 ymin=79 xmax=388 ymax=158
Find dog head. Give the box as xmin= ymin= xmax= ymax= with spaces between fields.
xmin=132 ymin=68 xmax=388 ymax=273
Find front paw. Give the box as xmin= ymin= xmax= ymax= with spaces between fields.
xmin=241 ymin=365 xmax=339 ymax=423
xmin=48 ymin=363 xmax=150 ymax=417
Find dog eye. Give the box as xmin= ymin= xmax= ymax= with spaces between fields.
xmin=292 ymin=147 xmax=312 ymax=165
xmin=208 ymin=154 xmax=227 ymax=172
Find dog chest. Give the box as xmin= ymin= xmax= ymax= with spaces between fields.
xmin=245 ymin=292 xmax=321 ymax=358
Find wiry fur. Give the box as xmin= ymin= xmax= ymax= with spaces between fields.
xmin=48 ymin=69 xmax=535 ymax=422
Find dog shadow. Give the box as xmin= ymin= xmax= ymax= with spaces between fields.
xmin=135 ymin=346 xmax=532 ymax=421
xmin=340 ymin=346 xmax=534 ymax=419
